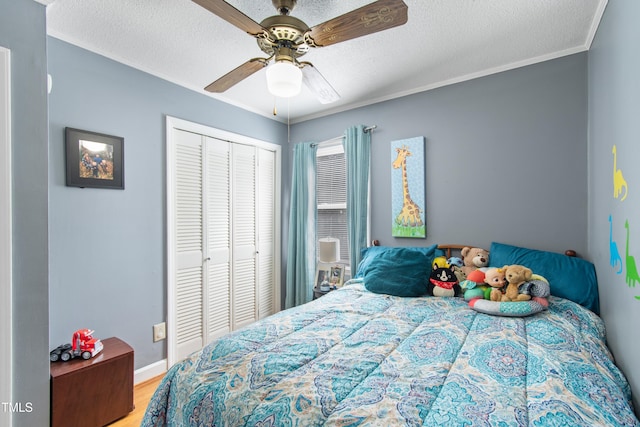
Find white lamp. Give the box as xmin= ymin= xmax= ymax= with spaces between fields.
xmin=319 ymin=237 xmax=340 ymax=263
xmin=266 ymin=61 xmax=302 ymax=98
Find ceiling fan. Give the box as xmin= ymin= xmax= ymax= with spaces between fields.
xmin=192 ymin=0 xmax=408 ymax=104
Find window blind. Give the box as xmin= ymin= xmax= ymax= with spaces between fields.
xmin=317 ymin=147 xmax=349 ymax=265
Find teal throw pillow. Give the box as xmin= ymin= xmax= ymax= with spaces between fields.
xmin=360 ymin=246 xmax=440 ymax=297
xmin=489 ymin=242 xmax=599 ymax=314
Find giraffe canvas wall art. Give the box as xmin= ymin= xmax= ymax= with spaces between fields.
xmin=391 ymin=137 xmax=426 ymax=238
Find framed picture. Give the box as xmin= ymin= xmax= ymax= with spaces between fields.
xmin=315 ymin=262 xmax=345 ymax=290
xmin=329 ymin=264 xmax=345 ymax=288
xmin=391 ymin=136 xmax=426 ymax=238
xmin=65 ymin=127 xmax=124 ymax=189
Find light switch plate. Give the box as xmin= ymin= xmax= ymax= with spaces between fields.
xmin=153 ymin=322 xmax=166 ymax=342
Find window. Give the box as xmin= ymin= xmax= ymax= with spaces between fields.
xmin=316 ymin=142 xmax=349 ymax=269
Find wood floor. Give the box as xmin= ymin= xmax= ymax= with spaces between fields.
xmin=107 ymin=375 xmax=163 ymax=427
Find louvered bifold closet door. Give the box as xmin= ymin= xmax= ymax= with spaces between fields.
xmin=169 ymin=120 xmax=281 ymax=366
xmin=204 ymin=137 xmax=231 ymax=342
xmin=231 ymin=144 xmax=257 ymax=329
xmin=173 ymin=130 xmax=204 ymax=361
xmin=258 ymin=149 xmax=276 ymax=319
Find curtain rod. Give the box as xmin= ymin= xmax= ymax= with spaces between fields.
xmin=313 ymin=125 xmax=377 ymax=147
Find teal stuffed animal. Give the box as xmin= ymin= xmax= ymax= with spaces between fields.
xmin=460 ymin=269 xmax=490 ymax=301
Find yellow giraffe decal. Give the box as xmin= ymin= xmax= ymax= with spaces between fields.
xmin=392 ymin=145 xmax=423 ymax=227
xmin=612 ymin=145 xmax=628 ymax=201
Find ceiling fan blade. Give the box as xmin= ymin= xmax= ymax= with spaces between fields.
xmin=300 ymin=62 xmax=340 ymax=104
xmin=205 ymin=58 xmax=269 ymax=93
xmin=192 ymin=0 xmax=265 ymax=36
xmin=307 ymin=0 xmax=408 ymax=47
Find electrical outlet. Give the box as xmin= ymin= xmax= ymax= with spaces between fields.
xmin=153 ymin=322 xmax=166 ymax=342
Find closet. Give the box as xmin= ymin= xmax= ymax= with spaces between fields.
xmin=166 ymin=117 xmax=281 ymax=365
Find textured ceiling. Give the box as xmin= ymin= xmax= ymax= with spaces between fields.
xmin=44 ymin=0 xmax=607 ymax=123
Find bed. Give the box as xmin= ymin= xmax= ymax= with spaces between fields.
xmin=142 ymin=243 xmax=639 ymax=426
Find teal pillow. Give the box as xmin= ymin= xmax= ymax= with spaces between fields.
xmin=489 ymin=242 xmax=599 ymax=314
xmin=355 ymin=245 xmax=442 ymax=279
xmin=360 ymin=246 xmax=440 ymax=297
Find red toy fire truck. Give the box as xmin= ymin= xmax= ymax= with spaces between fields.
xmin=49 ymin=329 xmax=104 ymax=362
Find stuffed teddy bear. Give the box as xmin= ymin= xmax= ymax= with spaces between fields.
xmin=460 ymin=247 xmax=490 ymax=278
xmin=502 ymin=264 xmax=533 ymax=302
xmin=428 ymin=265 xmax=461 ymax=297
xmin=484 ymin=267 xmax=508 ymax=301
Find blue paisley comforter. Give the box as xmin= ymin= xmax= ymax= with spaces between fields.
xmin=142 ymin=282 xmax=639 ymax=426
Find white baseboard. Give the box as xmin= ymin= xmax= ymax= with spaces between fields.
xmin=134 ymin=359 xmax=167 ymax=385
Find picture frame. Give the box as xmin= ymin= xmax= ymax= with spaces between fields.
xmin=391 ymin=136 xmax=426 ymax=238
xmin=65 ymin=127 xmax=124 ymax=189
xmin=315 ymin=262 xmax=345 ymax=290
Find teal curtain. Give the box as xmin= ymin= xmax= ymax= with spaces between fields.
xmin=344 ymin=125 xmax=371 ymax=274
xmin=285 ymin=142 xmax=317 ymax=308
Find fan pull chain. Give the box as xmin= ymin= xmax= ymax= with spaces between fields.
xmin=287 ymin=98 xmax=291 ymax=144
xmin=271 ymin=97 xmax=291 ymax=144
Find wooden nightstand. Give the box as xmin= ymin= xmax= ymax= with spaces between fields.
xmin=313 ymin=286 xmax=332 ymax=300
xmin=50 ymin=337 xmax=134 ymax=427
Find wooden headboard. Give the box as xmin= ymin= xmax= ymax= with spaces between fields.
xmin=370 ymin=241 xmax=466 ymax=259
xmin=437 ymin=244 xmax=467 ymax=259
xmin=370 ymin=240 xmax=577 ymax=259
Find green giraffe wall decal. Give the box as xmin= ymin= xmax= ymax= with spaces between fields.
xmin=624 ymin=219 xmax=640 ymax=288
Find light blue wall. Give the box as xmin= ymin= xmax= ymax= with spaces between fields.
xmin=588 ymin=0 xmax=640 ymax=412
xmin=0 ymin=0 xmax=50 ymax=425
xmin=47 ymin=37 xmax=288 ymax=370
xmin=290 ymin=53 xmax=589 ymax=255
xmin=7 ymin=2 xmax=637 ymax=423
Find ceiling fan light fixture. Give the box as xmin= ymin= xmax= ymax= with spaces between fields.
xmin=266 ymin=61 xmax=302 ymax=98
